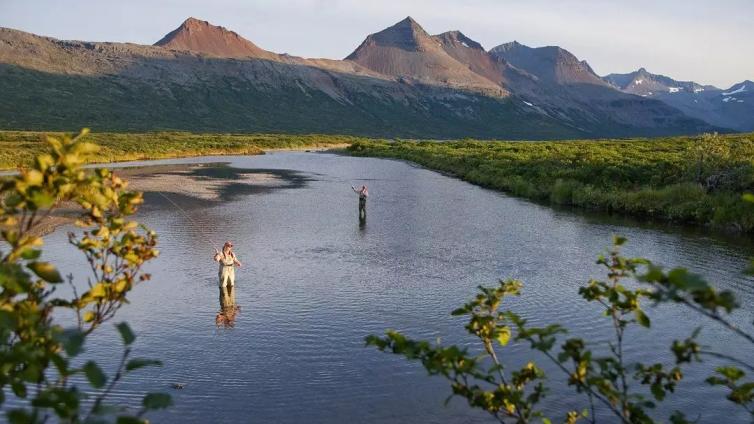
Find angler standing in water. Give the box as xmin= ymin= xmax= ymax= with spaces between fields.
xmin=214 ymin=241 xmax=242 ymax=288
xmin=352 ymin=185 xmax=369 ymax=220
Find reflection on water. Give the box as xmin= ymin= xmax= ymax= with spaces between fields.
xmin=216 ymin=286 xmax=240 ymax=328
xmin=31 ymin=152 xmax=754 ymax=424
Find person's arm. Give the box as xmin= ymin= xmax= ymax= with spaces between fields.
xmin=213 ymin=248 xmax=222 ymax=262
xmin=352 ymin=186 xmax=360 ymax=194
xmin=232 ymin=252 xmax=242 ymax=267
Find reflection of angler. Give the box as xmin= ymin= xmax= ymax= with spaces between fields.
xmin=351 ymin=185 xmax=369 ymax=220
xmin=216 ymin=285 xmax=240 ymax=328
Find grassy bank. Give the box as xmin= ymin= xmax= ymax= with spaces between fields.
xmin=348 ymin=133 xmax=754 ymax=232
xmin=0 ymin=131 xmax=364 ymax=169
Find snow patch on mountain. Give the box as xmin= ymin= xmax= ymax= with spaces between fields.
xmin=722 ymin=84 xmax=747 ymax=96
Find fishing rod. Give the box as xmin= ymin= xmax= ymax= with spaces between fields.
xmin=154 ymin=191 xmax=221 ymax=252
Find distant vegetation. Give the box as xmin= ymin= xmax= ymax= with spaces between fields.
xmin=4 ymin=130 xmax=754 ymax=232
xmin=0 ymin=131 xmax=361 ymax=169
xmin=349 ymin=132 xmax=754 ymax=232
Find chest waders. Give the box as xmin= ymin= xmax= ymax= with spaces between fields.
xmin=218 ymin=254 xmax=236 ymax=288
xmin=359 ymin=195 xmax=367 ymax=220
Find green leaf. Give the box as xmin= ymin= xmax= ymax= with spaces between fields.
xmin=11 ymin=381 xmax=26 ymax=398
xmin=613 ymin=235 xmax=627 ymax=246
xmin=27 ymin=261 xmax=63 ymax=283
xmin=650 ymin=383 xmax=665 ymax=400
xmin=667 ymin=268 xmax=707 ymax=291
xmin=83 ymin=361 xmax=107 ymax=389
xmin=142 ymin=392 xmax=172 ymax=410
xmin=116 ymin=322 xmax=136 ymax=346
xmin=20 ymin=248 xmax=42 ymax=260
xmin=730 ymin=382 xmax=754 ymax=403
xmin=716 ymin=366 xmax=745 ymax=381
xmin=29 ymin=190 xmax=56 ymax=208
xmin=451 ymin=306 xmax=470 ymax=316
xmin=126 ymin=358 xmax=162 ymax=372
xmin=55 ymin=328 xmax=86 ymax=356
xmin=7 ymin=409 xmax=33 ymax=424
xmin=742 ymin=193 xmax=754 ymax=203
xmin=670 ymin=411 xmax=690 ymax=424
xmin=634 ymin=309 xmax=651 ymax=328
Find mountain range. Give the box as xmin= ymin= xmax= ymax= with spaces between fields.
xmin=604 ymin=68 xmax=753 ymax=132
xmin=0 ymin=16 xmax=749 ymax=139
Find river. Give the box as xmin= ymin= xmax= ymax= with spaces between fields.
xmin=34 ymin=152 xmax=754 ymax=423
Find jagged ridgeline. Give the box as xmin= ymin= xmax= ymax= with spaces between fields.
xmin=0 ymin=17 xmax=744 ymax=138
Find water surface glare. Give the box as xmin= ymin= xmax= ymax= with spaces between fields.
xmin=36 ymin=152 xmax=754 ymax=423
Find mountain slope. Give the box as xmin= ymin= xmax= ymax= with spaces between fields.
xmin=604 ymin=67 xmax=712 ymax=96
xmin=490 ymin=41 xmax=608 ymax=86
xmin=717 ymin=81 xmax=754 ymax=131
xmin=605 ymin=69 xmax=754 ymax=131
xmin=432 ymin=30 xmax=509 ymax=87
xmin=486 ymin=41 xmax=719 ymax=135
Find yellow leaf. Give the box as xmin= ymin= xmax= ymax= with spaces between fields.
xmin=89 ymin=283 xmax=107 ymax=298
xmin=114 ymin=279 xmax=128 ymax=293
xmin=494 ymin=326 xmax=511 ymax=346
xmin=95 ymin=226 xmax=109 ymax=238
xmin=24 ymin=169 xmax=44 ymax=186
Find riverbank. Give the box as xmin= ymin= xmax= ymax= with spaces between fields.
xmin=0 ymin=131 xmax=363 ymax=169
xmin=22 ymin=161 xmax=312 ymax=235
xmin=348 ymin=133 xmax=754 ymax=232
xmin=5 ymin=129 xmax=754 ymax=232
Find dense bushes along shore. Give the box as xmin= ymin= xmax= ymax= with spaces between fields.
xmin=349 ymin=133 xmax=754 ymax=232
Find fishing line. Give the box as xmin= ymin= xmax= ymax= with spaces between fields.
xmin=154 ymin=191 xmax=220 ymax=251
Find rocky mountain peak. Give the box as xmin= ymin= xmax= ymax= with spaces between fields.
xmin=434 ymin=31 xmax=484 ymax=51
xmin=351 ymin=16 xmax=433 ymax=52
xmin=489 ymin=41 xmax=605 ymax=86
xmin=345 ymin=17 xmax=505 ymax=95
xmin=154 ymin=17 xmax=277 ymax=59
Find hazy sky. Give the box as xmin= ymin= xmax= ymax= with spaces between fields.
xmin=1 ymin=0 xmax=752 ymax=88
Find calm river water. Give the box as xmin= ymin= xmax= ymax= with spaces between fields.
xmin=34 ymin=152 xmax=754 ymax=423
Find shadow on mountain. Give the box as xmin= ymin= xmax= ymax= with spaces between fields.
xmin=0 ymin=60 xmax=593 ymax=140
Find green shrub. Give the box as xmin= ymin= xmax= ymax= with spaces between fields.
xmin=368 ymin=237 xmax=754 ymax=423
xmin=550 ymin=179 xmax=584 ymax=205
xmin=0 ymin=130 xmax=169 ymax=423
